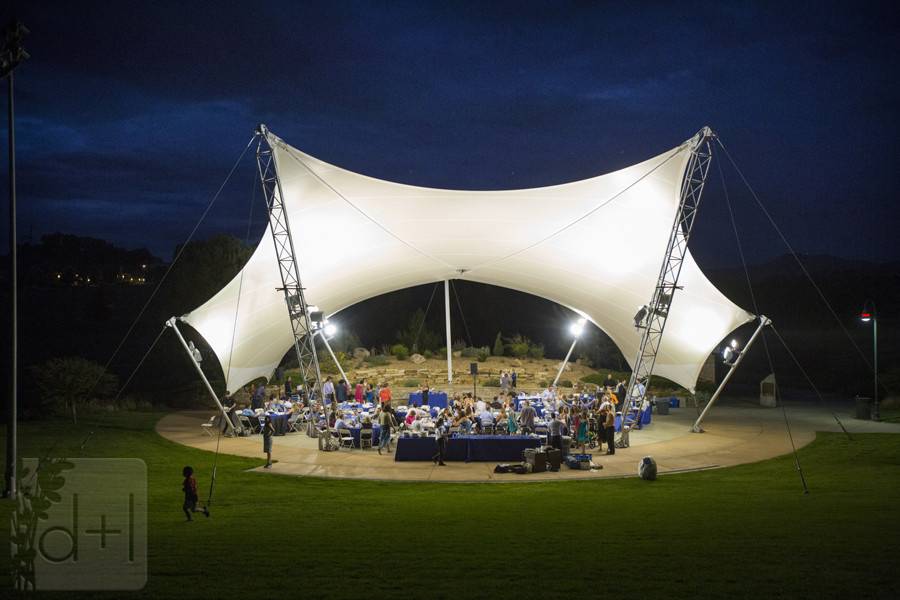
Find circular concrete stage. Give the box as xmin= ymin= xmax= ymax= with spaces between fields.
xmin=156 ymin=406 xmax=900 ymax=482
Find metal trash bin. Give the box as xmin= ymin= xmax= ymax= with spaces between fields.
xmin=855 ymin=396 xmax=872 ymax=420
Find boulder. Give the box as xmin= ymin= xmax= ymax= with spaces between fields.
xmin=410 ymin=353 xmax=426 ymax=364
xmin=352 ymin=347 xmax=370 ymax=359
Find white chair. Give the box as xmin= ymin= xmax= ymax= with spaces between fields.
xmin=200 ymin=415 xmax=217 ymax=437
xmin=287 ymin=413 xmax=302 ymax=433
xmin=239 ymin=415 xmax=255 ymax=434
xmin=338 ymin=428 xmax=355 ymax=450
xmin=359 ymin=428 xmax=374 ymax=450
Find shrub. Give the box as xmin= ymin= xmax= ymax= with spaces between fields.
xmin=510 ymin=342 xmax=529 ymax=358
xmin=366 ymin=354 xmax=390 ymax=367
xmin=483 ymin=377 xmax=501 ymax=387
xmin=402 ymin=378 xmax=421 ymax=387
xmin=538 ymin=380 xmax=549 ymax=388
xmin=477 ymin=349 xmax=489 ymax=362
xmin=391 ymin=344 xmax=409 ymax=360
xmin=461 ymin=346 xmax=479 ymax=358
xmin=558 ymin=379 xmax=573 ymax=388
xmin=527 ymin=344 xmax=545 ymax=359
xmin=493 ymin=332 xmax=504 ymax=357
xmin=423 ymin=350 xmax=433 ymax=359
xmin=452 ymin=339 xmax=467 ymax=352
xmin=580 ymin=373 xmax=605 ymax=386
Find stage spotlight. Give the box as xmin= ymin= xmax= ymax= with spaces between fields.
xmin=323 ymin=323 xmax=337 ymax=337
xmin=569 ymin=317 xmax=587 ymax=337
xmin=722 ymin=339 xmax=739 ymax=365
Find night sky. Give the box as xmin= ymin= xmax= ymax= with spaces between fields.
xmin=2 ymin=1 xmax=898 ymax=268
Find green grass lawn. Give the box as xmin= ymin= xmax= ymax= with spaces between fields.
xmin=1 ymin=411 xmax=899 ymax=599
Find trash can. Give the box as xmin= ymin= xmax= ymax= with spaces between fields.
xmin=656 ymin=399 xmax=669 ymax=415
xmin=855 ymin=396 xmax=872 ymax=420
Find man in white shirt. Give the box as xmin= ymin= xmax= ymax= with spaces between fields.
xmin=475 ymin=397 xmax=487 ymax=414
xmin=541 ymin=386 xmax=555 ymax=401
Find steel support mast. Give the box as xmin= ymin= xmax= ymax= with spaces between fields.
xmin=256 ymin=124 xmax=324 ymax=409
xmin=617 ymin=126 xmax=715 ymax=448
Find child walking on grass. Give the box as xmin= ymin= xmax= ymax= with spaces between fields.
xmin=182 ymin=466 xmax=210 ymax=521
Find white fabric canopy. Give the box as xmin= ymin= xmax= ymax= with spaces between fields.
xmin=182 ymin=128 xmax=753 ymax=394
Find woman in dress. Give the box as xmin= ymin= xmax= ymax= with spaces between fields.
xmin=576 ymin=409 xmax=590 ymax=455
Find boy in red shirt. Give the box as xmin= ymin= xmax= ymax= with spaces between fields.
xmin=182 ymin=466 xmax=210 ymax=521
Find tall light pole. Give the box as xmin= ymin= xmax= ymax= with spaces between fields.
xmin=859 ymin=302 xmax=878 ymax=421
xmin=552 ymin=318 xmax=586 ymax=388
xmin=2 ymin=20 xmax=28 ymax=500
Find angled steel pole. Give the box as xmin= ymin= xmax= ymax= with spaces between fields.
xmin=167 ymin=318 xmax=235 ymax=434
xmin=3 ymin=20 xmax=29 ymax=500
xmin=692 ymin=316 xmax=771 ymax=433
xmin=552 ymin=337 xmax=578 ymax=389
xmin=316 ymin=330 xmax=349 ymax=389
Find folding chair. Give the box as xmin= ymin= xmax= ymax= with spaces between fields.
xmin=338 ymin=428 xmax=355 ymax=450
xmin=287 ymin=413 xmax=302 ymax=433
xmin=239 ymin=415 xmax=255 ymax=434
xmin=359 ymin=428 xmax=374 ymax=450
xmin=200 ymin=415 xmax=217 ymax=437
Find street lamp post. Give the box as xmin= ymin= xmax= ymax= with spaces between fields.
xmin=859 ymin=302 xmax=878 ymax=421
xmin=2 ymin=20 xmax=29 ymax=500
xmin=552 ymin=318 xmax=586 ymax=389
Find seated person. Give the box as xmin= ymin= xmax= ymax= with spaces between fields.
xmin=475 ymin=397 xmax=487 ymax=414
xmin=361 ymin=416 xmax=373 ymax=430
xmin=333 ymin=411 xmax=349 ymax=431
xmin=455 ymin=409 xmax=472 ymax=434
xmin=479 ymin=408 xmax=494 ymax=431
xmin=404 ymin=410 xmax=417 ymax=427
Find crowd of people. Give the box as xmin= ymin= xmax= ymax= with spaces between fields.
xmin=222 ymin=372 xmax=638 ymax=463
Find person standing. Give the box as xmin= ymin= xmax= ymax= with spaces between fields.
xmin=379 ymin=381 xmax=393 ymax=406
xmin=181 ymin=466 xmax=209 ymax=521
xmin=421 ymin=384 xmax=430 ymax=407
xmin=284 ymin=376 xmax=293 ymax=396
xmin=355 ymin=379 xmax=365 ymax=402
xmin=377 ymin=405 xmax=396 ymax=455
xmin=322 ymin=376 xmax=335 ymax=406
xmin=511 ymin=370 xmax=517 ymax=389
xmin=336 ymin=378 xmax=349 ymax=405
xmin=548 ymin=412 xmax=564 ymax=450
xmin=602 ymin=406 xmax=616 ymax=455
xmin=519 ymin=400 xmax=536 ymax=434
xmin=432 ymin=416 xmax=449 ymax=466
xmin=576 ymin=410 xmax=590 ymax=454
xmin=263 ymin=415 xmax=275 ymax=468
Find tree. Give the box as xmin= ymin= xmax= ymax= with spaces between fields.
xmin=395 ymin=309 xmax=441 ymax=352
xmin=493 ymin=331 xmax=504 ymax=357
xmin=32 ymin=357 xmax=118 ymax=424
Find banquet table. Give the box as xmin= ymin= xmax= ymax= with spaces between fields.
xmin=614 ymin=406 xmax=652 ymax=432
xmin=394 ymin=434 xmax=541 ymax=462
xmin=346 ymin=424 xmax=383 ymax=448
xmin=243 ymin=412 xmax=291 ymax=435
xmin=407 ymin=392 xmax=448 ymax=409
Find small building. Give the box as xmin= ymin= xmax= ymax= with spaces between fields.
xmin=760 ymin=373 xmax=777 ymax=407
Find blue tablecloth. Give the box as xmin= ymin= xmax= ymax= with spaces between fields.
xmin=394 ymin=435 xmax=541 ymax=462
xmin=395 ymin=406 xmax=439 ymax=421
xmin=346 ymin=425 xmax=382 ymax=448
xmin=241 ymin=412 xmax=291 ymax=435
xmin=614 ymin=406 xmax=652 ymax=432
xmin=407 ymin=392 xmax=448 ymax=409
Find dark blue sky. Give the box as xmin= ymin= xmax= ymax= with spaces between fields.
xmin=2 ymin=0 xmax=898 ymax=267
